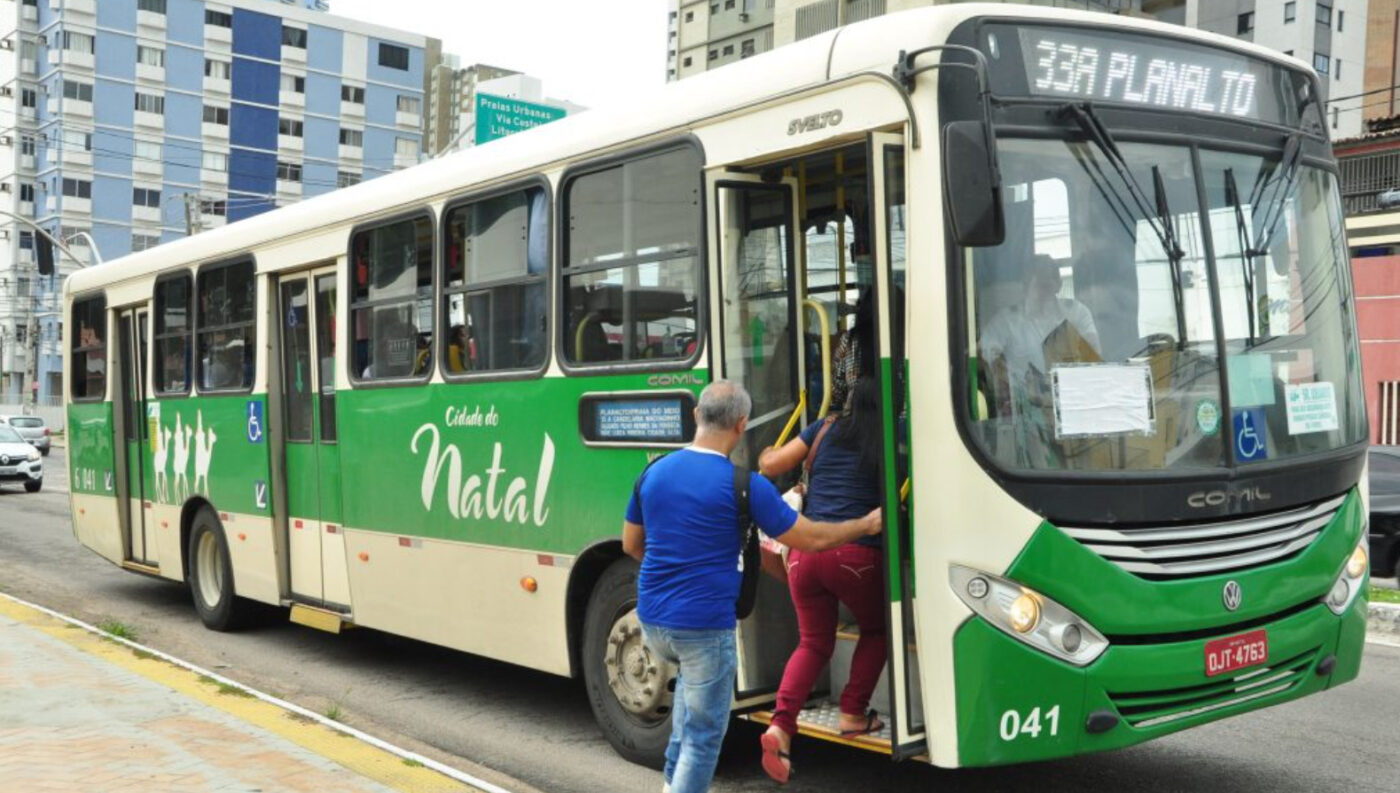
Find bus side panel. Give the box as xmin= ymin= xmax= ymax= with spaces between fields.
xmin=68 ymin=401 xmax=122 ymax=564
xmin=153 ymin=395 xmax=281 ymax=604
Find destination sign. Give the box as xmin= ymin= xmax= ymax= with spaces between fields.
xmin=1018 ymin=27 xmax=1266 ymax=118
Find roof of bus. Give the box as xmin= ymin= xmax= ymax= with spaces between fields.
xmin=66 ymin=2 xmax=1308 ymax=298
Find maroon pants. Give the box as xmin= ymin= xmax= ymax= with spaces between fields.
xmin=771 ymin=543 xmax=887 ymax=737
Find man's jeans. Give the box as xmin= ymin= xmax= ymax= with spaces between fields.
xmin=641 ymin=622 xmax=737 ymax=793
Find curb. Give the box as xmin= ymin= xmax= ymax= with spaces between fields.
xmin=1369 ymin=601 xmax=1400 ymax=642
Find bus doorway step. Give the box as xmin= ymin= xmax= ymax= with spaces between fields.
xmin=743 ymin=703 xmax=892 ymax=754
xmin=289 ymin=603 xmax=353 ymax=635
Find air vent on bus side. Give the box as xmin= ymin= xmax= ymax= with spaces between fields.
xmin=1058 ymin=495 xmax=1346 ymax=580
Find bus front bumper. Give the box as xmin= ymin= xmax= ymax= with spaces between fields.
xmin=951 ymin=590 xmax=1367 ymax=767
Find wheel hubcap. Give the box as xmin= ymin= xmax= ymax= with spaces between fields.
xmin=604 ymin=609 xmax=674 ymax=722
xmin=195 ymin=531 xmax=224 ymax=609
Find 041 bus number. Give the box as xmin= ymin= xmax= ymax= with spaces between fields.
xmin=999 ymin=705 xmax=1060 ymax=741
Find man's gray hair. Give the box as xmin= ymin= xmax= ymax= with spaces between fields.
xmin=696 ymin=380 xmax=752 ymax=431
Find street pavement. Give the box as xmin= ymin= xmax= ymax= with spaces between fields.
xmin=2 ymin=449 xmax=1397 ymax=792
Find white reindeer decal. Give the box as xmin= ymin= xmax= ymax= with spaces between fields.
xmin=193 ymin=411 xmax=218 ymax=496
xmin=172 ymin=413 xmax=193 ymax=502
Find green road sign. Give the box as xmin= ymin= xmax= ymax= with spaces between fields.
xmin=475 ymin=93 xmax=568 ymax=145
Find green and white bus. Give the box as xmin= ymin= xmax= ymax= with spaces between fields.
xmin=65 ymin=4 xmax=1371 ymax=770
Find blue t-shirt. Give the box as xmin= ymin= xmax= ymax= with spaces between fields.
xmin=626 ymin=448 xmax=798 ymax=631
xmin=801 ymin=419 xmax=882 ymax=548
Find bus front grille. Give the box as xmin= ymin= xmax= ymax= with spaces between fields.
xmin=1107 ymin=649 xmax=1318 ymax=728
xmin=1058 ymin=495 xmax=1345 ymax=580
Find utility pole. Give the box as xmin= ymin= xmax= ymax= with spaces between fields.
xmin=182 ymin=193 xmax=200 ymax=237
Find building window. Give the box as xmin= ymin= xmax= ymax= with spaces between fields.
xmin=1335 ymin=59 xmax=1341 ymax=79
xmin=153 ymin=275 xmax=191 ymax=395
xmin=136 ymin=45 xmax=164 ymax=67
xmin=280 ymin=73 xmax=305 ymax=93
xmin=711 ymin=4 xmax=719 ymax=14
xmin=1313 ymin=53 xmax=1329 ymax=75
xmin=61 ymin=178 xmax=92 ymax=199
xmin=720 ymin=44 xmax=732 ymax=55
xmin=741 ymin=39 xmax=755 ymax=57
xmin=20 ymin=135 xmax=34 ymax=156
xmin=1237 ymin=12 xmax=1253 ymax=34
xmin=685 ymin=10 xmax=694 ymax=21
xmin=379 ymin=43 xmax=409 ymax=71
xmin=19 ymin=183 xmax=34 ymax=202
xmin=18 ymin=231 xmax=32 ymax=250
xmin=725 ymin=0 xmax=735 ymax=8
xmin=708 ymin=49 xmax=718 ymax=61
xmin=63 ymin=31 xmax=95 ymax=53
xmin=278 ymin=118 xmax=304 ymax=137
xmin=397 ymin=95 xmax=421 ymax=115
xmin=683 ymin=55 xmax=692 ymax=67
xmin=442 ymin=187 xmax=549 ymax=374
xmin=339 ymin=128 xmax=363 ymax=147
xmin=65 ymin=130 xmax=94 ymax=152
xmin=205 ymin=58 xmax=230 ymax=79
xmin=62 ymin=80 xmax=93 ymax=102
xmin=1317 ymin=3 xmax=1332 ymax=26
xmin=276 ymin=161 xmax=303 ymax=183
xmin=203 ymin=105 xmax=229 ymax=125
xmin=341 ymin=84 xmax=365 ymax=104
xmin=131 ymin=234 xmax=162 ymax=252
xmin=1338 ymin=10 xmax=1344 ymax=32
xmin=202 ymin=151 xmax=228 ymax=172
xmin=137 ymin=0 xmax=166 ymax=13
xmin=282 ymin=27 xmax=307 ymax=49
xmin=133 ymin=187 xmax=161 ymax=208
xmin=134 ymin=140 xmax=163 ymax=162
xmin=562 ymin=146 xmax=702 ymax=365
xmin=20 ymin=88 xmax=35 ymax=109
xmin=1284 ymin=2 xmax=1295 ymax=23
xmin=196 ymin=260 xmax=256 ymax=392
xmin=205 ymin=9 xmax=232 ymax=27
xmin=395 ymin=137 xmax=419 ymax=159
xmin=349 ymin=215 xmax=434 ymax=380
xmin=70 ymin=295 xmax=106 ymax=401
xmin=337 ymin=171 xmax=361 ymax=188
xmin=135 ymin=92 xmax=165 ymax=115
xmin=200 ymin=199 xmax=227 ymax=217
xmin=1332 ymin=107 xmax=1339 ymax=129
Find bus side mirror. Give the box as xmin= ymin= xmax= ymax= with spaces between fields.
xmin=943 ymin=120 xmax=1004 ymax=247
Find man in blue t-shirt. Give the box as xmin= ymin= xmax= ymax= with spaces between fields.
xmin=623 ymin=381 xmax=881 ymax=793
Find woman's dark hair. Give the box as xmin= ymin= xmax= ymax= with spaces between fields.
xmin=852 ymin=288 xmax=877 ymax=379
xmin=831 ymin=376 xmax=883 ymax=474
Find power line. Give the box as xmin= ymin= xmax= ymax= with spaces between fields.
xmin=1326 ymin=82 xmax=1400 ymax=105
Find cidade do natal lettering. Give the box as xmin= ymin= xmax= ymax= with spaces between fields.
xmin=411 ymin=423 xmax=554 ymax=527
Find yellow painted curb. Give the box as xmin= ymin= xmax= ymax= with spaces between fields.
xmin=0 ymin=597 xmax=481 ymax=793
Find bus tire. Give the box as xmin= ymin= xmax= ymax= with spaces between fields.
xmin=187 ymin=507 xmax=251 ymax=631
xmin=582 ymin=558 xmax=675 ymax=769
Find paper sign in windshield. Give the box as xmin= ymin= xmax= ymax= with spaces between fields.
xmin=1052 ymin=363 xmax=1154 ymax=438
xmin=1285 ymin=382 xmax=1339 ymax=435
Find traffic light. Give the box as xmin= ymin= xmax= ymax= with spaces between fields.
xmin=35 ymin=234 xmax=54 ymax=276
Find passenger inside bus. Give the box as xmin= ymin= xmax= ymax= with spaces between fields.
xmin=446 ymin=324 xmax=471 ymax=373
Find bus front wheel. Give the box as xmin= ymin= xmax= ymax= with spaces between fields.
xmin=582 ymin=558 xmax=676 ymax=769
xmin=187 ymin=507 xmax=252 ymax=631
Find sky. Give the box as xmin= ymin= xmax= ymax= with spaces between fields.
xmin=325 ymin=0 xmax=672 ymax=110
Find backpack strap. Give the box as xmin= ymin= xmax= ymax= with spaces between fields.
xmin=631 ymin=453 xmax=668 ymax=517
xmin=733 ymin=464 xmax=751 ymax=526
xmin=733 ymin=463 xmax=761 ymax=620
xmin=803 ymin=415 xmax=839 ymax=476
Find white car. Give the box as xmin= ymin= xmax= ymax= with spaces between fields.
xmin=0 ymin=423 xmax=43 ymax=492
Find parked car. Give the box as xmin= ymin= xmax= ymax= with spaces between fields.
xmin=0 ymin=414 xmax=50 ymax=455
xmin=1379 ymin=187 xmax=1400 ymax=210
xmin=0 ymin=423 xmax=42 ymax=493
xmin=1367 ymin=445 xmax=1400 ymax=579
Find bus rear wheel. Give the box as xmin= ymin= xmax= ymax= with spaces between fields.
xmin=187 ymin=507 xmax=252 ymax=631
xmin=582 ymin=558 xmax=676 ymax=769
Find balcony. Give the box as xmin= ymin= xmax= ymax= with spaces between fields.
xmin=62 ymin=98 xmax=93 ymax=118
xmin=63 ymin=197 xmax=91 ymax=215
xmin=61 ymin=50 xmax=95 ymax=70
xmin=132 ymin=155 xmax=161 ymax=179
xmin=281 ymin=44 xmax=307 ymax=64
xmin=134 ymin=110 xmax=164 ymax=130
xmin=200 ymin=168 xmax=227 ymax=188
xmin=396 ymin=111 xmax=421 ymax=129
xmin=340 ymin=100 xmax=365 ymax=119
xmin=19 ymin=200 xmax=33 ymax=216
xmin=21 ymin=153 xmax=35 ymax=170
xmin=132 ymin=204 xmax=160 ymax=223
xmin=63 ymin=149 xmax=92 ymax=168
xmin=204 ymin=76 xmax=231 ymax=95
xmin=205 ymin=24 xmax=232 ymax=45
xmin=137 ymin=10 xmax=167 ymax=32
xmin=280 ymin=89 xmax=305 ymax=108
xmin=136 ymin=63 xmax=164 ymax=83
xmin=202 ymin=122 xmax=229 ymax=140
xmin=338 ymin=143 xmax=363 ymax=162
xmin=21 ymin=4 xmax=37 ymax=22
xmin=394 ymin=151 xmax=420 ymax=170
xmin=65 ymin=0 xmax=96 ymax=14
xmin=278 ymin=134 xmax=304 ymax=153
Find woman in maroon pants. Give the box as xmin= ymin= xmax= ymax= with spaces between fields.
xmin=756 ymin=377 xmax=887 ymax=784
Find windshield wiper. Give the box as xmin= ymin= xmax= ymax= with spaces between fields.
xmin=1060 ymin=102 xmax=1188 ymax=344
xmin=1224 ymin=168 xmax=1258 ymax=347
xmin=1247 ymin=133 xmax=1303 ymax=263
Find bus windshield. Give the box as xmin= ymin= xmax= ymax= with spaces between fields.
xmin=963 ymin=136 xmax=1366 ymax=473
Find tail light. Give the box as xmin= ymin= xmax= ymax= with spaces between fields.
xmin=44 ymin=427 xmax=51 ymax=436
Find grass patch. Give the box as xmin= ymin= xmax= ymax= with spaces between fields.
xmin=1370 ymin=585 xmax=1400 ymax=605
xmin=402 ymin=758 xmax=423 ymax=768
xmin=131 ymin=648 xmax=155 ymax=661
xmin=217 ymin=683 xmax=253 ymax=698
xmin=97 ymin=620 xmax=138 ymax=641
xmin=324 ymin=703 xmax=343 ymax=722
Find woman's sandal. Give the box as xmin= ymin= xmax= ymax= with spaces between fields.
xmin=760 ymin=731 xmax=793 ymax=784
xmin=839 ymin=709 xmax=884 ymax=738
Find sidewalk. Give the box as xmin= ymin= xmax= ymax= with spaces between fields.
xmin=0 ymin=595 xmax=494 ymax=793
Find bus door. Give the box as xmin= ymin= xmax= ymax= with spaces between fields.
xmin=708 ymin=171 xmax=804 ymax=702
xmin=276 ymin=267 xmax=349 ymax=610
xmin=870 ymin=130 xmax=925 ymax=758
xmin=116 ymin=305 xmax=157 ymax=567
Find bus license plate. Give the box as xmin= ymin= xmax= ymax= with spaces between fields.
xmin=1204 ymin=629 xmax=1268 ymax=677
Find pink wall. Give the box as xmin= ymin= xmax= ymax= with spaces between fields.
xmin=1353 ymin=255 xmax=1400 ymax=443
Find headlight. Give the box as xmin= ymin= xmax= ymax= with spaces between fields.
xmin=26 ymin=448 xmax=40 ymax=462
xmin=1324 ymin=536 xmax=1368 ymax=616
xmin=950 ymin=565 xmax=1109 ymax=666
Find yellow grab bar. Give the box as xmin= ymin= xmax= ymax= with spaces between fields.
xmin=773 ymin=391 xmax=807 ymax=448
xmin=574 ymin=312 xmax=599 ymax=362
xmin=900 ymin=478 xmax=910 ymax=503
xmin=803 ymin=298 xmax=833 ymax=419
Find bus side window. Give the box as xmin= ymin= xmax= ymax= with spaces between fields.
xmin=561 ymin=145 xmax=701 ymax=367
xmin=350 ymin=214 xmax=433 ymax=382
xmin=442 ymin=185 xmax=549 ymax=375
xmin=153 ymin=273 xmax=192 ymax=396
xmin=195 ymin=260 xmax=255 ymax=393
xmin=70 ymin=294 xmax=107 ymax=401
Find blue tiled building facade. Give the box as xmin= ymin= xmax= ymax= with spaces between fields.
xmin=0 ymin=0 xmax=429 ymax=402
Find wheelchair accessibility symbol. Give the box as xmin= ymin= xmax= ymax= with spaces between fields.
xmin=1232 ymin=408 xmax=1267 ymax=462
xmin=246 ymin=401 xmax=264 ymax=444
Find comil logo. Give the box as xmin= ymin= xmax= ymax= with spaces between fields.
xmin=1222 ymin=580 xmax=1243 ymax=612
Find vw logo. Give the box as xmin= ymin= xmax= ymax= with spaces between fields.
xmin=1222 ymin=580 xmax=1243 ymax=612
